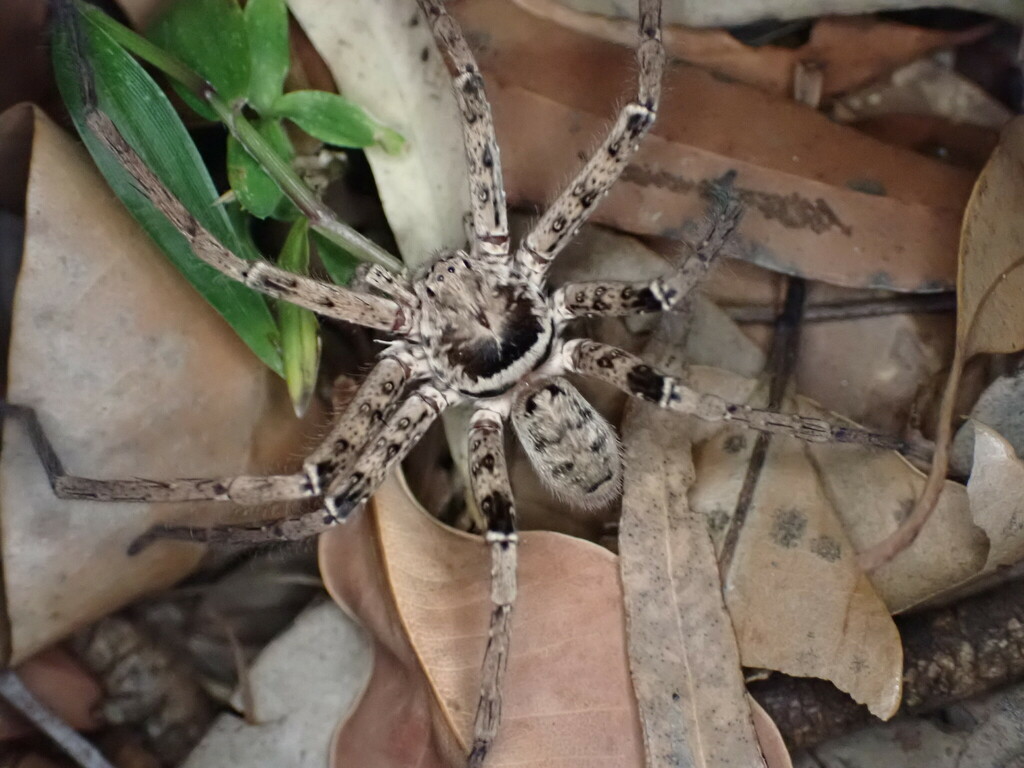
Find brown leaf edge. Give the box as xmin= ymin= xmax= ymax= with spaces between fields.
xmin=320 ymin=474 xmax=794 ymax=766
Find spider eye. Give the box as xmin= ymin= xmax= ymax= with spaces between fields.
xmin=447 ymin=266 xmax=456 ymax=273
xmin=426 ymin=288 xmax=436 ymax=298
xmin=437 ymin=275 xmax=444 ymax=282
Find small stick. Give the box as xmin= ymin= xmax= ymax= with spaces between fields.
xmin=0 ymin=670 xmax=116 ymax=768
xmin=719 ymin=279 xmax=806 ymax=578
xmin=727 ymin=292 xmax=955 ymax=325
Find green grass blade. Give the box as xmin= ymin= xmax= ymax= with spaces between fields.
xmin=244 ymin=0 xmax=289 ymax=113
xmin=148 ymin=0 xmax=251 ymax=119
xmin=227 ymin=118 xmax=293 ymax=218
xmin=313 ymin=232 xmax=359 ymax=285
xmin=53 ymin=5 xmax=284 ymax=375
xmin=271 ymin=90 xmax=405 ymax=154
xmin=277 ymin=219 xmax=320 ymax=417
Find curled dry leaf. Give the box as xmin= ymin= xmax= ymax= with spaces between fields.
xmin=321 ymin=474 xmax=645 ymax=767
xmin=859 ymin=117 xmax=1024 ymax=571
xmin=514 ymin=0 xmax=990 ymax=101
xmin=967 ymin=424 xmax=1024 ymax=571
xmin=450 ymin=0 xmax=976 ymax=293
xmin=0 ymin=104 xmax=312 ymax=664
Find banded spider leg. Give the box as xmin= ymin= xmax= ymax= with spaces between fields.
xmin=515 ymin=0 xmax=664 ymax=281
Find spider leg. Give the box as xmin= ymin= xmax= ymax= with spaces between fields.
xmin=515 ymin=0 xmax=664 ymax=281
xmin=127 ymin=355 xmax=418 ymax=551
xmin=554 ymin=195 xmax=743 ymax=319
xmin=322 ymin=384 xmax=459 ymax=521
xmin=78 ymin=110 xmax=405 ymax=332
xmin=466 ymin=408 xmax=517 ymax=767
xmin=1 ymin=402 xmax=316 ymax=504
xmin=563 ymin=340 xmax=907 ymax=451
xmin=418 ymin=0 xmax=509 ymax=258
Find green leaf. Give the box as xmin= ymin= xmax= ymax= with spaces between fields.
xmin=313 ymin=231 xmax=359 ymax=285
xmin=53 ymin=5 xmax=284 ymax=375
xmin=148 ymin=0 xmax=250 ymax=119
xmin=244 ymin=0 xmax=290 ymax=113
xmin=277 ymin=219 xmax=320 ymax=417
xmin=228 ymin=118 xmax=293 ymax=218
xmin=271 ymin=90 xmax=404 ymax=154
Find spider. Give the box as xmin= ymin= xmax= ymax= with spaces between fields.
xmin=11 ymin=0 xmax=905 ymax=765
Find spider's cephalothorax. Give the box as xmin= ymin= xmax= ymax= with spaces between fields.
xmin=414 ymin=252 xmax=553 ymax=397
xmin=44 ymin=1 xmax=907 ymax=765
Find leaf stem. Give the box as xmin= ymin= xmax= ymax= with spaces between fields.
xmin=82 ymin=3 xmax=404 ymax=273
xmin=211 ymin=101 xmax=404 ymax=272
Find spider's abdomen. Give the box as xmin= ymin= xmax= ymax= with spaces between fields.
xmin=511 ymin=378 xmax=622 ymax=509
xmin=416 ymin=252 xmax=553 ymax=396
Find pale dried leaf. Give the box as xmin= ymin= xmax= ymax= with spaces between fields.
xmin=795 ymin=308 xmax=954 ymax=435
xmin=321 ymin=473 xmax=645 ymax=766
xmin=833 ymin=59 xmax=1013 ymax=130
xmin=967 ymin=424 xmax=1024 ymax=571
xmin=951 ymin=368 xmax=1024 ymax=475
xmin=181 ymin=602 xmax=372 ymax=768
xmin=618 ymin=308 xmax=769 ymax=767
xmin=748 ymin=698 xmax=792 ymax=768
xmin=287 ymin=0 xmax=467 ymax=266
xmin=452 ymin=0 xmax=975 ymax=292
xmin=857 ymin=115 xmax=1024 ymax=570
xmin=554 ymin=0 xmax=1024 ymax=26
xmin=686 ymin=367 xmax=904 ymax=718
xmin=621 ymin=405 xmax=766 ymax=767
xmin=515 ymin=0 xmax=989 ymax=100
xmin=958 ymin=117 xmax=1024 ymax=358
xmin=0 ymin=105 xmax=310 ymax=664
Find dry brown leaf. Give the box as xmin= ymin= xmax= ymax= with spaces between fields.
xmin=851 ymin=115 xmax=998 ymax=172
xmin=450 ymin=0 xmax=975 ymax=292
xmin=859 ymin=117 xmax=1024 ymax=570
xmin=620 ymin=394 xmax=767 ymax=766
xmin=748 ymin=697 xmax=793 ymax=768
xmin=686 ymin=369 xmax=902 ymax=719
xmin=321 ymin=474 xmax=644 ymax=766
xmin=678 ymin=364 xmax=986 ymax=615
xmin=0 ymin=104 xmax=313 ymax=663
xmin=515 ymin=0 xmax=990 ymax=100
xmin=966 ymin=424 xmax=1024 ymax=571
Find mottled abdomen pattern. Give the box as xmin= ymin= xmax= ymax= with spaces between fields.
xmin=511 ymin=378 xmax=621 ymax=508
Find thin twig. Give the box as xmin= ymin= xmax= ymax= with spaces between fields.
xmin=719 ymin=278 xmax=806 ymax=578
xmin=727 ymin=292 xmax=955 ymax=325
xmin=0 ymin=670 xmax=116 ymax=768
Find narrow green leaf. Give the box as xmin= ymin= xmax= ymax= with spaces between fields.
xmin=277 ymin=220 xmax=320 ymax=417
xmin=53 ymin=6 xmax=284 ymax=375
xmin=148 ymin=0 xmax=250 ymax=118
xmin=244 ymin=0 xmax=289 ymax=113
xmin=271 ymin=90 xmax=404 ymax=154
xmin=227 ymin=118 xmax=293 ymax=218
xmin=313 ymin=232 xmax=359 ymax=285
